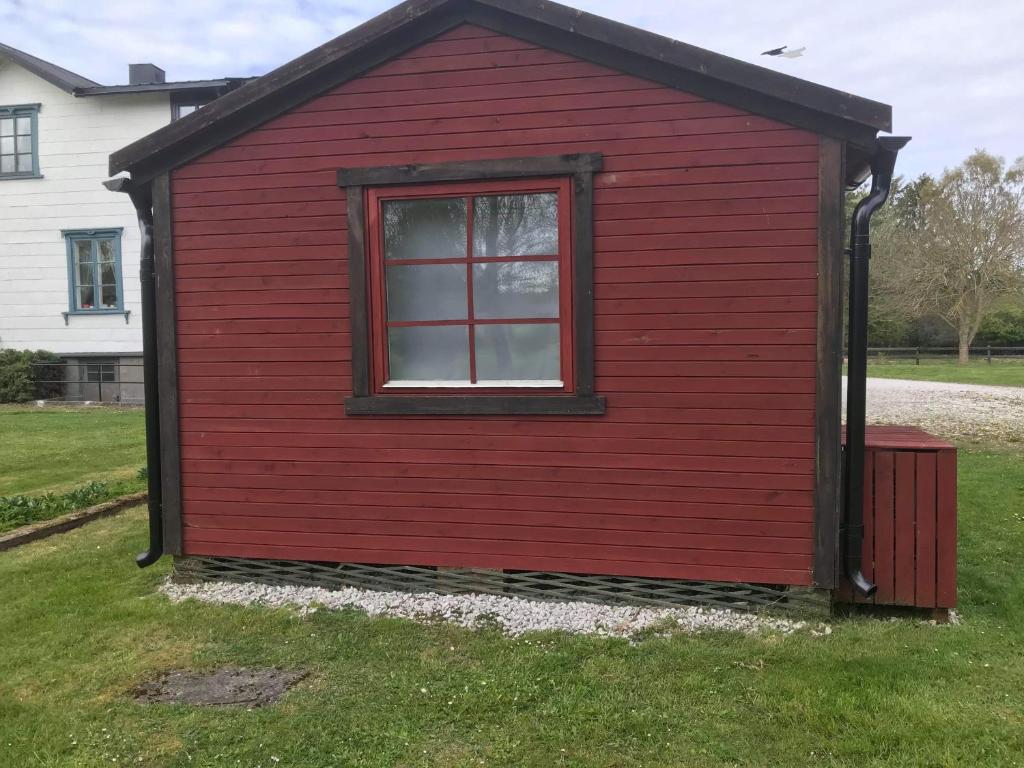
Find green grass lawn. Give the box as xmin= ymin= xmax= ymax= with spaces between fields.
xmin=852 ymin=358 xmax=1024 ymax=387
xmin=1 ymin=450 xmax=1023 ymax=767
xmin=0 ymin=405 xmax=145 ymax=496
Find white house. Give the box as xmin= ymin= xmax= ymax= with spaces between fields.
xmin=0 ymin=43 xmax=246 ymax=402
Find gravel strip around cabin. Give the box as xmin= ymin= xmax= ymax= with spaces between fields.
xmin=160 ymin=580 xmax=825 ymax=639
xmin=845 ymin=377 xmax=1024 ymax=444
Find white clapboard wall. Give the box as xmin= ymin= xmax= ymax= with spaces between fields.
xmin=0 ymin=58 xmax=170 ymax=355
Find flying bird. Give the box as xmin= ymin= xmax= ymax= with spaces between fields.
xmin=761 ymin=45 xmax=806 ymax=58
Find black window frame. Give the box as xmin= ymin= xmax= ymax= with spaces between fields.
xmin=338 ymin=154 xmax=605 ymax=416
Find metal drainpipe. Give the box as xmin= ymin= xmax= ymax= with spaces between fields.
xmin=843 ymin=136 xmax=911 ymax=596
xmin=104 ymin=177 xmax=163 ymax=567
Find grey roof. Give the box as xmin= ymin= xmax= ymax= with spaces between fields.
xmin=0 ymin=41 xmax=100 ymax=93
xmin=0 ymin=41 xmax=248 ymax=97
xmin=76 ymin=79 xmax=253 ymax=96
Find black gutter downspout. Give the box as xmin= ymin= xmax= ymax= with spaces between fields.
xmin=843 ymin=135 xmax=911 ymax=596
xmin=104 ymin=176 xmax=163 ymax=568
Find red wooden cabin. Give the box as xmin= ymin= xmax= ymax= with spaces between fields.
xmin=108 ymin=0 xmax=955 ymax=609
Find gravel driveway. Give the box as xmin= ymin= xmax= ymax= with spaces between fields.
xmin=843 ymin=376 xmax=1024 ymax=444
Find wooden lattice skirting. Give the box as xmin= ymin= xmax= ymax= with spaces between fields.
xmin=173 ymin=556 xmax=830 ymax=616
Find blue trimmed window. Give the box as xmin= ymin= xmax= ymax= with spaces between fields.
xmin=0 ymin=104 xmax=40 ymax=179
xmin=64 ymin=229 xmax=124 ymax=314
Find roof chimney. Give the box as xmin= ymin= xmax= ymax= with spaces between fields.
xmin=128 ymin=63 xmax=165 ymax=85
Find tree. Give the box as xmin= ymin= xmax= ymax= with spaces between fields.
xmin=845 ymin=176 xmax=920 ymax=347
xmin=878 ymin=151 xmax=1024 ymax=362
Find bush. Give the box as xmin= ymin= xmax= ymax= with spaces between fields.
xmin=976 ymin=307 xmax=1024 ymax=347
xmin=867 ymin=315 xmax=911 ymax=347
xmin=0 ymin=349 xmax=63 ymax=403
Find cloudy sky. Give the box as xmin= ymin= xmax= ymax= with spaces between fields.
xmin=2 ymin=0 xmax=1021 ymax=178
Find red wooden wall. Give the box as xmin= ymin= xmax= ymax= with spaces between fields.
xmin=837 ymin=427 xmax=957 ymax=608
xmin=169 ymin=24 xmax=822 ymax=585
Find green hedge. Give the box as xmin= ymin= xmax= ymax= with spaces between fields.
xmin=0 ymin=350 xmax=64 ymax=403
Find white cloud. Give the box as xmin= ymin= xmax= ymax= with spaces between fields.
xmin=2 ymin=0 xmax=1020 ymax=177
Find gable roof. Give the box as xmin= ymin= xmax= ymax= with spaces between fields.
xmin=110 ymin=0 xmax=894 ymax=182
xmin=0 ymin=42 xmax=248 ymax=99
xmin=0 ymin=41 xmax=100 ymax=93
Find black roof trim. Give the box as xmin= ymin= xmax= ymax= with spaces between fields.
xmin=0 ymin=41 xmax=100 ymax=93
xmin=76 ymin=78 xmax=252 ymax=96
xmin=109 ymin=0 xmax=893 ymax=180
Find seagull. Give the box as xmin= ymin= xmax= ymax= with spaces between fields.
xmin=761 ymin=45 xmax=806 ymax=58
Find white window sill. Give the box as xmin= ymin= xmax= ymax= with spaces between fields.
xmin=384 ymin=380 xmax=564 ymax=389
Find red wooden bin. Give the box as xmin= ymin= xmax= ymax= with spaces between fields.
xmin=838 ymin=426 xmax=957 ymax=612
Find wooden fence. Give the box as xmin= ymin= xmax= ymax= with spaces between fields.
xmin=865 ymin=346 xmax=1024 ymax=364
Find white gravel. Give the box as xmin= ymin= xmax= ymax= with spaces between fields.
xmin=844 ymin=376 xmax=1024 ymax=443
xmin=160 ymin=579 xmax=825 ymax=639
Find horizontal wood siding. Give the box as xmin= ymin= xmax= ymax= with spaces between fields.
xmin=170 ymin=24 xmax=820 ymax=585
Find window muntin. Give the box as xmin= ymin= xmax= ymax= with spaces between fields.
xmin=85 ymin=359 xmax=117 ymax=384
xmin=64 ymin=230 xmax=124 ymax=313
xmin=367 ymin=178 xmax=573 ymax=392
xmin=0 ymin=105 xmax=39 ymax=178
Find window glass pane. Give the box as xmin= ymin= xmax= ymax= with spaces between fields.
xmin=100 ymin=259 xmax=116 ymax=285
xmin=386 ymin=263 xmax=467 ymax=322
xmin=0 ymin=156 xmax=13 ymax=174
xmin=475 ymin=323 xmax=561 ymax=382
xmin=77 ymin=259 xmax=94 ymax=288
xmin=100 ymin=284 xmax=118 ymax=308
xmin=0 ymin=136 xmax=12 ymax=154
xmin=16 ymin=136 xmax=30 ymax=154
xmin=473 ymin=193 xmax=558 ymax=257
xmin=473 ymin=261 xmax=559 ymax=320
xmin=0 ymin=118 xmax=12 ymax=137
xmin=78 ymin=285 xmax=95 ymax=310
xmin=383 ymin=197 xmax=467 ymax=260
xmin=15 ymin=116 xmax=31 ymax=135
xmin=16 ymin=154 xmax=32 ymax=173
xmin=76 ymin=245 xmax=94 ymax=288
xmin=98 ymin=240 xmax=115 ymax=261
xmin=388 ymin=325 xmax=470 ymax=382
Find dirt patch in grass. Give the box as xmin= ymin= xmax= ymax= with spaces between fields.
xmin=132 ymin=666 xmax=306 ymax=707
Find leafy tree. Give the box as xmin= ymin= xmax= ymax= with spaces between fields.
xmin=876 ymin=151 xmax=1024 ymax=362
xmin=846 ymin=176 xmax=919 ymax=347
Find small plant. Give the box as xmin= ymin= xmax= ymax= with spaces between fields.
xmin=0 ymin=477 xmax=146 ymax=534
